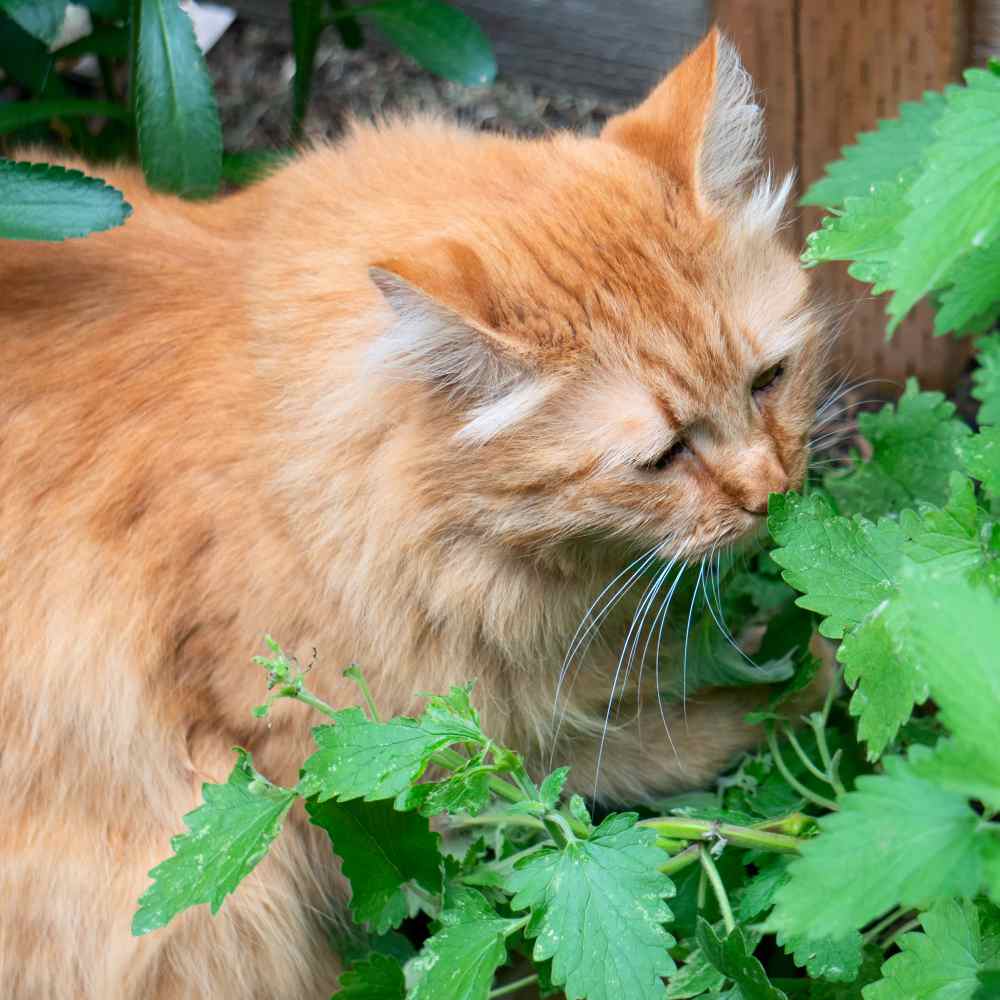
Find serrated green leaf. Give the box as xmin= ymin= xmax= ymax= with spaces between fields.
xmin=863 ymin=900 xmax=1000 ymax=1000
xmin=508 ymin=813 xmax=675 ymax=1000
xmin=962 ymin=428 xmax=1000 ymax=498
xmin=768 ymin=492 xmax=903 ymax=639
xmin=132 ymin=0 xmax=222 ymax=197
xmin=0 ymin=0 xmax=67 ymax=43
xmin=696 ymin=919 xmax=787 ymax=1000
xmin=0 ymin=158 xmax=131 ymax=241
xmin=408 ymin=766 xmax=492 ymax=816
xmin=801 ymin=180 xmax=909 ymax=292
xmin=737 ymin=857 xmax=791 ymax=922
xmin=132 ymin=749 xmax=296 ymax=935
xmin=407 ymin=888 xmax=519 ymax=1000
xmin=364 ymin=0 xmax=496 ymax=85
xmin=837 ymin=612 xmax=926 ymax=760
xmin=894 ymin=568 xmax=1000 ymax=809
xmin=769 ymin=752 xmax=986 ymax=941
xmin=778 ymin=929 xmax=863 ymax=983
xmin=306 ymin=797 xmax=441 ymax=933
xmin=332 ymin=952 xmax=406 ymax=999
xmin=933 ymin=237 xmax=1000 ymax=334
xmin=973 ymin=334 xmax=1000 ymax=425
xmin=802 ymin=91 xmax=947 ymax=207
xmin=539 ymin=766 xmax=570 ymax=809
xmin=886 ymin=70 xmax=1000 ymax=330
xmin=299 ymin=703 xmax=486 ymax=803
xmin=823 ymin=381 xmax=970 ymax=519
xmin=665 ymin=944 xmax=727 ymax=998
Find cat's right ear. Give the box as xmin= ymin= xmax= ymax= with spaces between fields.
xmin=367 ymin=245 xmax=553 ymax=444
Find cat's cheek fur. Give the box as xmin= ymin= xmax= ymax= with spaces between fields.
xmin=0 ymin=28 xmax=828 ymax=1000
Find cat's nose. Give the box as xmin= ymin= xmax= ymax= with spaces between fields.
xmin=741 ymin=469 xmax=789 ymax=515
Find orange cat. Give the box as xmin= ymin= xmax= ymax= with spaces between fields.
xmin=0 ymin=29 xmax=823 ymax=999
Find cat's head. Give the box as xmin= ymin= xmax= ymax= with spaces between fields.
xmin=368 ymin=29 xmax=823 ymax=561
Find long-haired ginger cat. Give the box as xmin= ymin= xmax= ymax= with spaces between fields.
xmin=0 ymin=29 xmax=824 ymax=999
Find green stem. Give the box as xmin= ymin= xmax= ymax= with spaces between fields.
xmin=659 ymin=844 xmax=700 ymax=876
xmin=766 ymin=727 xmax=839 ymax=812
xmin=343 ymin=665 xmax=380 ymax=721
xmin=283 ymin=684 xmax=340 ymax=721
xmin=449 ymin=813 xmax=547 ymax=833
xmin=489 ymin=973 xmax=539 ymax=998
xmin=699 ymin=847 xmax=735 ymax=935
xmin=407 ymin=882 xmax=441 ymax=916
xmin=862 ymin=907 xmax=908 ymax=946
xmin=782 ymin=724 xmax=831 ymax=785
xmin=882 ymin=916 xmax=922 ymax=950
xmin=640 ymin=817 xmax=804 ymax=854
xmin=431 ymin=748 xmax=526 ymax=804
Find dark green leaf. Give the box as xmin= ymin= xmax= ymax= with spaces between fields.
xmin=55 ymin=22 xmax=129 ymax=58
xmin=330 ymin=0 xmax=363 ymax=49
xmin=0 ymin=99 xmax=130 ymax=136
xmin=973 ymin=334 xmax=1000 ymax=426
xmin=132 ymin=0 xmax=222 ymax=197
xmin=961 ymin=428 xmax=1000 ymax=497
xmin=221 ymin=149 xmax=293 ymax=187
xmin=332 ymin=952 xmax=406 ymax=999
xmin=364 ymin=0 xmax=496 ymax=85
xmin=0 ymin=158 xmax=131 ymax=241
xmin=132 ymin=749 xmax=296 ymax=935
xmin=306 ymin=797 xmax=441 ymax=933
xmin=0 ymin=0 xmax=67 ymax=44
xmin=777 ymin=929 xmax=863 ymax=983
xmin=696 ymin=919 xmax=788 ymax=1000
xmin=0 ymin=15 xmax=69 ymax=96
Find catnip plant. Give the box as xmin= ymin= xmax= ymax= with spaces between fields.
xmin=77 ymin=43 xmax=1000 ymax=1000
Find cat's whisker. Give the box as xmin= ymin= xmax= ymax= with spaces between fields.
xmin=680 ymin=557 xmax=706 ymax=725
xmin=652 ymin=558 xmax=690 ymax=763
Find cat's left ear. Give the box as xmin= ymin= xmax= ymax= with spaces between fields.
xmin=601 ymin=28 xmax=763 ymax=210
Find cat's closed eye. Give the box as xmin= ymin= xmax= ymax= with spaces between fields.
xmin=751 ymin=361 xmax=785 ymax=394
xmin=638 ymin=439 xmax=687 ymax=473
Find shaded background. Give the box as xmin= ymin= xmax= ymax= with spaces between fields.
xmin=215 ymin=0 xmax=1000 ymax=393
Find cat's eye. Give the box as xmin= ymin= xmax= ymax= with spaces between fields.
xmin=638 ymin=440 xmax=686 ymax=473
xmin=752 ymin=362 xmax=785 ymax=394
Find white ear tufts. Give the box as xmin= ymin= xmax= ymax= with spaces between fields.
xmin=740 ymin=169 xmax=796 ymax=234
xmin=701 ymin=37 xmax=764 ymax=202
xmin=455 ymin=378 xmax=557 ymax=446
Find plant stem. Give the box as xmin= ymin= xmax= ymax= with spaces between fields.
xmin=766 ymin=727 xmax=839 ymax=812
xmin=861 ymin=906 xmax=908 ymax=946
xmin=640 ymin=817 xmax=804 ymax=854
xmin=284 ymin=684 xmax=340 ymax=721
xmin=699 ymin=847 xmax=735 ymax=935
xmin=407 ymin=882 xmax=441 ymax=916
xmin=659 ymin=844 xmax=700 ymax=876
xmin=343 ymin=665 xmax=380 ymax=721
xmin=782 ymin=724 xmax=831 ymax=785
xmin=882 ymin=916 xmax=922 ymax=949
xmin=450 ymin=812 xmax=547 ymax=833
xmin=489 ymin=973 xmax=539 ymax=998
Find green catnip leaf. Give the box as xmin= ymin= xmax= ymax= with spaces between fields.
xmin=863 ymin=900 xmax=1000 ymax=1000
xmin=299 ymin=702 xmax=485 ymax=803
xmin=961 ymin=428 xmax=1000 ymax=498
xmin=0 ymin=0 xmax=68 ymax=44
xmin=737 ymin=857 xmax=791 ymax=922
xmin=823 ymin=382 xmax=970 ymax=519
xmin=0 ymin=159 xmax=131 ymax=241
xmin=769 ymin=752 xmax=986 ymax=942
xmin=802 ymin=91 xmax=947 ymax=207
xmin=132 ymin=749 xmax=296 ymax=935
xmin=407 ymin=888 xmax=519 ymax=1000
xmin=696 ymin=919 xmax=787 ymax=1000
xmin=973 ymin=334 xmax=1000 ymax=425
xmin=777 ymin=928 xmax=864 ymax=983
xmin=508 ymin=813 xmax=676 ymax=1000
xmin=933 ymin=237 xmax=1000 ymax=334
xmin=886 ymin=70 xmax=1000 ymax=330
xmin=665 ymin=945 xmax=727 ymax=998
xmin=332 ymin=952 xmax=406 ymax=999
xmin=768 ymin=493 xmax=903 ymax=639
xmin=539 ymin=766 xmax=571 ymax=808
xmin=306 ymin=797 xmax=441 ymax=933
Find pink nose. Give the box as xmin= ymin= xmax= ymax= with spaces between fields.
xmin=742 ymin=472 xmax=790 ymax=515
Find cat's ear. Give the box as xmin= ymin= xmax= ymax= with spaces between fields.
xmin=368 ymin=242 xmax=552 ymax=443
xmin=601 ymin=28 xmax=763 ymax=209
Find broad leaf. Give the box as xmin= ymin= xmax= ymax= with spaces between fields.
xmin=290 ymin=0 xmax=324 ymax=138
xmin=0 ymin=159 xmax=131 ymax=241
xmin=364 ymin=0 xmax=496 ymax=85
xmin=132 ymin=749 xmax=296 ymax=935
xmin=299 ymin=704 xmax=485 ymax=803
xmin=933 ymin=236 xmax=1000 ymax=334
xmin=306 ymin=797 xmax=441 ymax=933
xmin=768 ymin=492 xmax=903 ymax=639
xmin=823 ymin=381 xmax=970 ymax=519
xmin=778 ymin=928 xmax=864 ymax=983
xmin=696 ymin=919 xmax=788 ymax=1000
xmin=802 ymin=91 xmax=947 ymax=207
xmin=973 ymin=334 xmax=1000 ymax=426
xmin=863 ymin=900 xmax=1000 ymax=1000
xmin=332 ymin=953 xmax=406 ymax=999
xmin=961 ymin=428 xmax=1000 ymax=498
xmin=769 ymin=752 xmax=986 ymax=941
xmin=407 ymin=888 xmax=519 ymax=1000
xmin=0 ymin=16 xmax=69 ymax=96
xmin=508 ymin=813 xmax=675 ymax=1000
xmin=132 ymin=0 xmax=222 ymax=197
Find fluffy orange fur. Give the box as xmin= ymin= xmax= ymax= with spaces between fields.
xmin=0 ymin=30 xmax=823 ymax=998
